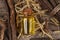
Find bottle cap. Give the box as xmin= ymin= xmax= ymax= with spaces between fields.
xmin=23 ymin=8 xmax=32 ymax=15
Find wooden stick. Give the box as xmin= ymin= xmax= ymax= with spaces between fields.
xmin=7 ymin=0 xmax=17 ymax=40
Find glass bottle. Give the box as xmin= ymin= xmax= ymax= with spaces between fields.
xmin=21 ymin=8 xmax=36 ymax=35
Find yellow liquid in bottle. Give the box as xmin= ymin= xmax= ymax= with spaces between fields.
xmin=28 ymin=16 xmax=35 ymax=35
xmin=22 ymin=16 xmax=35 ymax=35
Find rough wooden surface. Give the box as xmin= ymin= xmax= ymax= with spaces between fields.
xmin=0 ymin=0 xmax=11 ymax=40
xmin=7 ymin=0 xmax=17 ymax=40
xmin=0 ymin=20 xmax=6 ymax=40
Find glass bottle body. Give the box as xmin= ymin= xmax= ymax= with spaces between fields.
xmin=21 ymin=16 xmax=35 ymax=35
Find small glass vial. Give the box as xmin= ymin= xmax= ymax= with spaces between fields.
xmin=21 ymin=8 xmax=36 ymax=35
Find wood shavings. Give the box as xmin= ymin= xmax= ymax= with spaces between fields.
xmin=34 ymin=16 xmax=54 ymax=40
xmin=51 ymin=17 xmax=59 ymax=26
xmin=53 ymin=31 xmax=60 ymax=33
xmin=15 ymin=0 xmax=60 ymax=40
